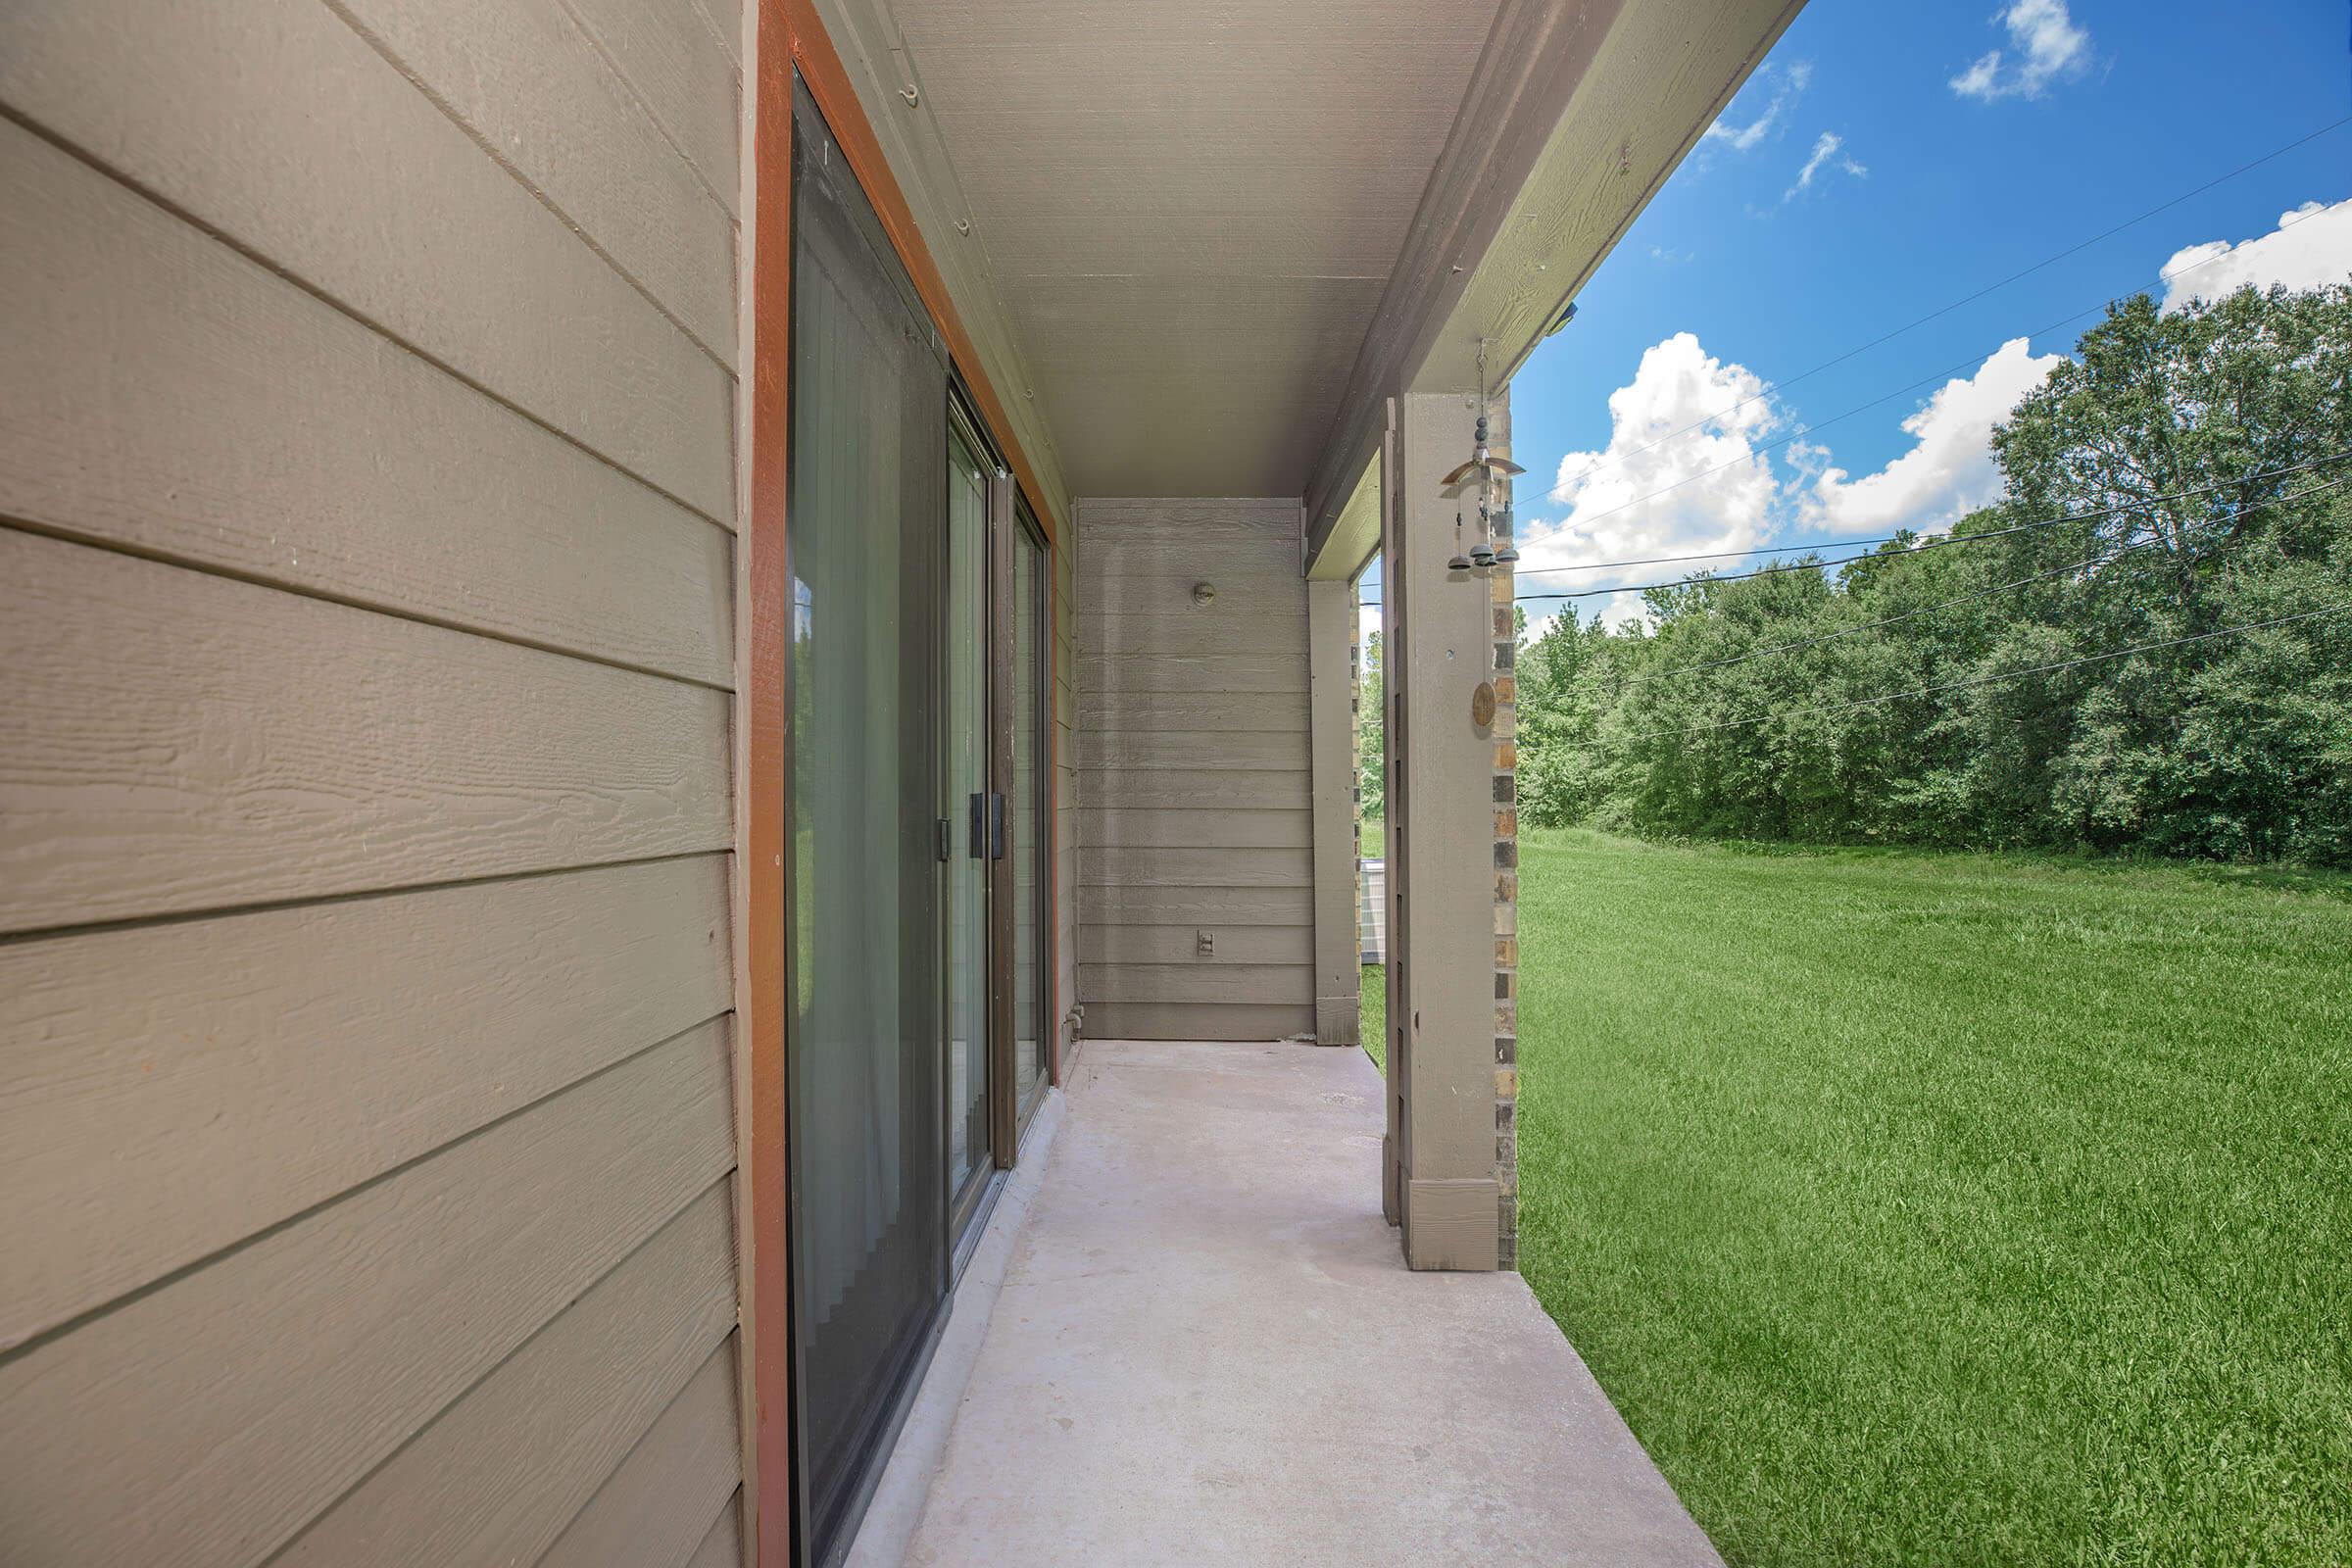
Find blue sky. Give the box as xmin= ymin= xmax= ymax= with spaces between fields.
xmin=1363 ymin=0 xmax=2352 ymax=631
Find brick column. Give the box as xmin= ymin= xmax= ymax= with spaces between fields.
xmin=1489 ymin=412 xmax=1520 ymax=1270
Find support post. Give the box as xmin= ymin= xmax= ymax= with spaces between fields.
xmin=1386 ymin=388 xmax=1515 ymax=1271
xmin=1308 ymin=575 xmax=1361 ymax=1047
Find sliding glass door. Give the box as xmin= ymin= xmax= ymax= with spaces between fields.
xmin=784 ymin=76 xmax=1061 ymax=1568
xmin=785 ymin=82 xmax=948 ymax=1561
xmin=1011 ymin=514 xmax=1050 ymax=1121
xmin=945 ymin=421 xmax=994 ymax=1238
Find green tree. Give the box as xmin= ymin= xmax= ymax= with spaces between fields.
xmin=1510 ymin=282 xmax=2352 ymax=865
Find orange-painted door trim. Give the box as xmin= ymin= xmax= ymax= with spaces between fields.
xmin=744 ymin=1 xmax=799 ymax=1563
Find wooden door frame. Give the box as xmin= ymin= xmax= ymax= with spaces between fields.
xmin=741 ymin=5 xmax=1067 ymax=1561
xmin=739 ymin=4 xmax=799 ymax=1564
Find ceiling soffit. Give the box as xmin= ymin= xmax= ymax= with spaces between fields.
xmin=883 ymin=0 xmax=1502 ymax=498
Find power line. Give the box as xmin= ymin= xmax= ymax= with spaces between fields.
xmin=1633 ymin=603 xmax=2352 ymax=739
xmin=1509 ymin=452 xmax=2352 ymax=603
xmin=1550 ymin=115 xmax=2352 ymax=497
xmin=1641 ymin=470 xmax=2352 ymax=678
xmin=1351 ymin=452 xmax=2352 ymax=609
xmin=1536 ymin=197 xmax=2343 ymax=544
xmin=1511 ymin=531 xmax=1915 ymax=576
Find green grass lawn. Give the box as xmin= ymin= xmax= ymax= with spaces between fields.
xmin=1361 ymin=815 xmax=1385 ymax=1066
xmin=1391 ymin=827 xmax=2352 ymax=1564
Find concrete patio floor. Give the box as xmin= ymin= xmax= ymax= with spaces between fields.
xmin=877 ymin=1038 xmax=1722 ymax=1566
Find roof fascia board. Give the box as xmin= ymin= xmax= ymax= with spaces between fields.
xmin=1301 ymin=0 xmax=1804 ymax=576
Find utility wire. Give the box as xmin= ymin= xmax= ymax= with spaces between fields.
xmin=1550 ymin=115 xmax=2352 ymax=497
xmin=1640 ymin=470 xmax=2352 ymax=678
xmin=1536 ymin=198 xmax=2342 ymax=546
xmin=1633 ymin=603 xmax=2352 ymax=739
xmin=1352 ymin=451 xmax=2352 ymax=609
xmin=1510 ymin=451 xmax=2352 ymax=603
xmin=1511 ymin=531 xmax=1916 ymax=575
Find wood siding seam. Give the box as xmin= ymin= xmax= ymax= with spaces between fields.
xmin=532 ymin=1333 xmax=743 ymax=1568
xmin=547 ymin=0 xmax=741 ymax=218
xmin=1 ymin=1011 xmax=734 ymax=1367
xmin=0 ymin=1022 xmax=736 ymax=1565
xmin=684 ymin=1487 xmax=746 ymax=1568
xmin=315 ymin=0 xmax=738 ymax=374
xmin=0 ymin=101 xmax=733 ymax=531
xmin=0 ymin=526 xmax=732 ymax=935
xmin=0 ymin=513 xmax=736 ymax=696
xmin=263 ymin=1175 xmax=739 ymax=1568
xmin=692 ymin=0 xmax=742 ymax=70
xmin=0 ymin=107 xmax=734 ymax=686
xmin=0 ymin=848 xmax=729 ymax=956
xmin=0 ymin=854 xmax=733 ymax=1348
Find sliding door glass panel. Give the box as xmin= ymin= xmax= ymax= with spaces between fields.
xmin=787 ymin=83 xmax=948 ymax=1561
xmin=1013 ymin=523 xmax=1047 ymax=1115
xmin=945 ymin=426 xmax=992 ymax=1224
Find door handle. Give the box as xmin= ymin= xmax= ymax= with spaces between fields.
xmin=990 ymin=792 xmax=1006 ymax=859
xmin=968 ymin=793 xmax=987 ymax=859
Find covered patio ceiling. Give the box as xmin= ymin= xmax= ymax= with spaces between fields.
xmin=818 ymin=0 xmax=1801 ymax=527
xmin=887 ymin=0 xmax=1501 ymax=500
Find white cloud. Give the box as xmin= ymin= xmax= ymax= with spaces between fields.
xmin=2159 ymin=198 xmax=2352 ymax=311
xmin=1785 ymin=131 xmax=1866 ymax=201
xmin=1531 ymin=333 xmax=1784 ymax=625
xmin=1951 ymin=0 xmax=2092 ymax=100
xmin=1702 ymin=60 xmax=1812 ymax=153
xmin=1802 ymin=337 xmax=2063 ymax=536
xmin=1412 ymin=329 xmax=2076 ymax=639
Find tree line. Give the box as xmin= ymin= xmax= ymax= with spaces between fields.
xmin=1367 ymin=284 xmax=2352 ymax=867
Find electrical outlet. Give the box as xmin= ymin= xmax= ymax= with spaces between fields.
xmin=1196 ymin=929 xmax=1214 ymax=957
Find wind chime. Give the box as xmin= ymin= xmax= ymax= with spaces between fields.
xmin=1442 ymin=344 xmax=1523 ymax=575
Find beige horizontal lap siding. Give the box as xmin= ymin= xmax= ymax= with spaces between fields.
xmin=0 ymin=0 xmax=734 ymax=521
xmin=0 ymin=2 xmax=744 ymax=1562
xmin=688 ymin=1496 xmax=749 ymax=1568
xmin=0 ymin=118 xmax=732 ymax=687
xmin=1076 ymin=499 xmax=1315 ymax=1042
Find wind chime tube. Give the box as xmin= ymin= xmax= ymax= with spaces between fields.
xmin=1469 ymin=411 xmax=1497 ymax=569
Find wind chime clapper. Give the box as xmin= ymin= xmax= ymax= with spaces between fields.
xmin=1442 ymin=403 xmax=1523 ymax=577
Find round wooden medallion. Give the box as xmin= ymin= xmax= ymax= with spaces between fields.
xmin=1470 ymin=680 xmax=1497 ymax=728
